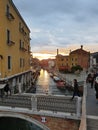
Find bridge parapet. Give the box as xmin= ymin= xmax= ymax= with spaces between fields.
xmin=0 ymin=94 xmax=32 ymax=109
xmin=37 ymin=95 xmax=76 ymax=113
xmin=0 ymin=94 xmax=82 ymax=119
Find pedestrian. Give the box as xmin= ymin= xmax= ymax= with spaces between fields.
xmin=4 ymin=83 xmax=10 ymax=96
xmin=94 ymin=76 xmax=98 ymax=103
xmin=0 ymin=89 xmax=3 ymax=98
xmin=71 ymin=79 xmax=80 ymax=100
xmin=86 ymin=72 xmax=95 ymax=88
xmin=90 ymin=73 xmax=95 ymax=88
xmin=86 ymin=73 xmax=92 ymax=83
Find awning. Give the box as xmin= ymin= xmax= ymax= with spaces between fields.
xmin=0 ymin=84 xmax=6 ymax=89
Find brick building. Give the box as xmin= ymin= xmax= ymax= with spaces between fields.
xmin=56 ymin=45 xmax=90 ymax=71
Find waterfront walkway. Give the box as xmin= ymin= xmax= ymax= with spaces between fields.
xmin=64 ymin=71 xmax=98 ymax=130
xmin=86 ymin=83 xmax=98 ymax=130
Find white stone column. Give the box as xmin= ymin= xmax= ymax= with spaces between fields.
xmin=12 ymin=78 xmax=16 ymax=94
xmin=76 ymin=97 xmax=82 ymax=117
xmin=31 ymin=95 xmax=37 ymax=111
xmin=18 ymin=83 xmax=22 ymax=94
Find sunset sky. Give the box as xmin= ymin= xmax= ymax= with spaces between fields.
xmin=13 ymin=0 xmax=98 ymax=60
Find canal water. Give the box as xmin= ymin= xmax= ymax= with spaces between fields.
xmin=35 ymin=69 xmax=72 ymax=95
xmin=0 ymin=117 xmax=43 ymax=130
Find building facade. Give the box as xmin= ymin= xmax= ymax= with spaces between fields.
xmin=56 ymin=55 xmax=70 ymax=71
xmin=90 ymin=52 xmax=98 ymax=69
xmin=56 ymin=46 xmax=90 ymax=71
xmin=0 ymin=0 xmax=32 ymax=94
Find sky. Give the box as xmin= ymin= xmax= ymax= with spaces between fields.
xmin=13 ymin=0 xmax=98 ymax=60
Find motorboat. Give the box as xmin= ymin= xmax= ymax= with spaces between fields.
xmin=53 ymin=76 xmax=60 ymax=82
xmin=56 ymin=80 xmax=66 ymax=89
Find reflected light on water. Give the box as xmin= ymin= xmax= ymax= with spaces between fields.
xmin=37 ymin=70 xmax=49 ymax=91
xmin=42 ymin=70 xmax=49 ymax=86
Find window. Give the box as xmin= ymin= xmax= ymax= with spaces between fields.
xmin=6 ymin=4 xmax=15 ymax=20
xmin=75 ymin=58 xmax=77 ymax=61
xmin=20 ymin=58 xmax=22 ymax=68
xmin=7 ymin=29 xmax=10 ymax=43
xmin=23 ymin=59 xmax=25 ymax=67
xmin=20 ymin=58 xmax=25 ymax=68
xmin=8 ymin=56 xmax=11 ymax=70
xmin=20 ymin=40 xmax=24 ymax=49
xmin=6 ymin=5 xmax=10 ymax=15
xmin=19 ymin=22 xmax=21 ymax=30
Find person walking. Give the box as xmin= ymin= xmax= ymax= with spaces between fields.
xmin=71 ymin=79 xmax=80 ymax=100
xmin=4 ymin=82 xmax=10 ymax=96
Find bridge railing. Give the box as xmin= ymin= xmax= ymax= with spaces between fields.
xmin=0 ymin=94 xmax=32 ymax=109
xmin=0 ymin=93 xmax=82 ymax=118
xmin=37 ymin=95 xmax=76 ymax=113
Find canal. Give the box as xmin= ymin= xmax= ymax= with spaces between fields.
xmin=35 ymin=69 xmax=72 ymax=95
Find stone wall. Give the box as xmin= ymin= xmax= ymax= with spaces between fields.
xmin=27 ymin=114 xmax=80 ymax=130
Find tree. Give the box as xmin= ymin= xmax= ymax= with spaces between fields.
xmin=71 ymin=65 xmax=83 ymax=73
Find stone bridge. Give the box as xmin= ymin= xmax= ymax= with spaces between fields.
xmin=0 ymin=94 xmax=81 ymax=116
xmin=0 ymin=93 xmax=81 ymax=130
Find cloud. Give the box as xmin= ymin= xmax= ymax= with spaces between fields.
xmin=13 ymin=0 xmax=98 ymax=56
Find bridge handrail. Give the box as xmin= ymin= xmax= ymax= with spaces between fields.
xmin=79 ymin=81 xmax=87 ymax=130
xmin=0 ymin=93 xmax=81 ymax=118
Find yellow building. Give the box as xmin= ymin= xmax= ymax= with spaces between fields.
xmin=69 ymin=52 xmax=78 ymax=69
xmin=56 ymin=46 xmax=90 ymax=71
xmin=0 ymin=0 xmax=32 ymax=94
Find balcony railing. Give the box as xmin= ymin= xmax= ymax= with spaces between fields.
xmin=19 ymin=27 xmax=26 ymax=36
xmin=7 ymin=40 xmax=15 ymax=46
xmin=6 ymin=12 xmax=15 ymax=21
xmin=20 ymin=47 xmax=27 ymax=52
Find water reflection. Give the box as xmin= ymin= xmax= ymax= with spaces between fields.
xmin=36 ymin=70 xmax=50 ymax=93
xmin=35 ymin=69 xmax=73 ymax=95
xmin=37 ymin=70 xmax=49 ymax=85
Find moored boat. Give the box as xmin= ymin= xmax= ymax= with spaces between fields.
xmin=49 ymin=73 xmax=54 ymax=78
xmin=56 ymin=80 xmax=66 ymax=89
xmin=53 ymin=76 xmax=60 ymax=82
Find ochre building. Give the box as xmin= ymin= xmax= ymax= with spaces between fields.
xmin=0 ymin=0 xmax=32 ymax=94
xmin=56 ymin=45 xmax=90 ymax=71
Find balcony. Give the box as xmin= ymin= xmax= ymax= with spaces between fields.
xmin=7 ymin=40 xmax=15 ymax=46
xmin=19 ymin=27 xmax=26 ymax=36
xmin=6 ymin=12 xmax=15 ymax=21
xmin=20 ymin=47 xmax=27 ymax=52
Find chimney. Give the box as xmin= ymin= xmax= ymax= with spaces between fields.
xmin=57 ymin=49 xmax=59 ymax=55
xmin=81 ymin=45 xmax=83 ymax=50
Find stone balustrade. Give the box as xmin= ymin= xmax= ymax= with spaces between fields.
xmin=0 ymin=94 xmax=82 ymax=119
